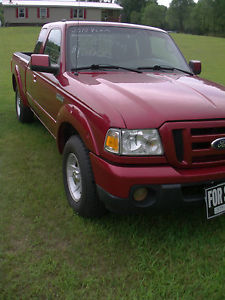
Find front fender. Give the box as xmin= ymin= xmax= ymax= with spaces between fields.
xmin=56 ymin=104 xmax=100 ymax=155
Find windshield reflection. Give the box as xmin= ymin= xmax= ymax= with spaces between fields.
xmin=67 ymin=25 xmax=190 ymax=73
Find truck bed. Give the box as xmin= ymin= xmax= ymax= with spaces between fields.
xmin=14 ymin=52 xmax=33 ymax=60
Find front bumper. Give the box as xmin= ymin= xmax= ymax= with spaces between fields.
xmin=97 ymin=180 xmax=225 ymax=213
xmin=90 ymin=153 xmax=225 ymax=213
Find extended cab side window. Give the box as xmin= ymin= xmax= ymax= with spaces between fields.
xmin=34 ymin=28 xmax=47 ymax=54
xmin=44 ymin=29 xmax=62 ymax=66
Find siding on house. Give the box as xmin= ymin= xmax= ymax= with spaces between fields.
xmin=4 ymin=7 xmax=102 ymax=25
xmin=2 ymin=0 xmax=122 ymax=26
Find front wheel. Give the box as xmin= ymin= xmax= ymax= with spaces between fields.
xmin=63 ymin=135 xmax=106 ymax=218
xmin=15 ymin=89 xmax=33 ymax=123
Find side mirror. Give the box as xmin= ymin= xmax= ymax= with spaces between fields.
xmin=189 ymin=60 xmax=201 ymax=75
xmin=30 ymin=54 xmax=59 ymax=75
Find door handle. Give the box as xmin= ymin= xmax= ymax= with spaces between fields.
xmin=33 ymin=74 xmax=37 ymax=83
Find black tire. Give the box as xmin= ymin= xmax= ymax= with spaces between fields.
xmin=63 ymin=135 xmax=106 ymax=218
xmin=15 ymin=89 xmax=33 ymax=123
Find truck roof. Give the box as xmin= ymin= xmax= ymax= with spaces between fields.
xmin=42 ymin=21 xmax=167 ymax=34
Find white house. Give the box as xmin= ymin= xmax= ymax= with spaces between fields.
xmin=2 ymin=0 xmax=123 ymax=26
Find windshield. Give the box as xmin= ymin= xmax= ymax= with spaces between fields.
xmin=67 ymin=25 xmax=190 ymax=73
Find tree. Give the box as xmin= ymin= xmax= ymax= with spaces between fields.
xmin=119 ymin=0 xmax=225 ymax=36
xmin=130 ymin=11 xmax=142 ymax=24
xmin=0 ymin=5 xmax=4 ymax=26
xmin=120 ymin=0 xmax=157 ymax=22
xmin=189 ymin=0 xmax=214 ymax=34
xmin=142 ymin=3 xmax=167 ymax=29
xmin=188 ymin=0 xmax=225 ymax=36
xmin=212 ymin=0 xmax=225 ymax=35
xmin=166 ymin=0 xmax=195 ymax=32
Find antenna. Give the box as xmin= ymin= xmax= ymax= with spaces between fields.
xmin=74 ymin=0 xmax=80 ymax=75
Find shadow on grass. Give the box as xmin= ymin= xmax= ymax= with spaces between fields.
xmin=82 ymin=203 xmax=223 ymax=248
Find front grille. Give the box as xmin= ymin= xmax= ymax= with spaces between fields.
xmin=173 ymin=129 xmax=184 ymax=162
xmin=191 ymin=127 xmax=225 ymax=135
xmin=160 ymin=120 xmax=225 ymax=168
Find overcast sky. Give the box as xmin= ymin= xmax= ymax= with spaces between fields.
xmin=157 ymin=0 xmax=198 ymax=7
xmin=157 ymin=0 xmax=173 ymax=7
xmin=0 ymin=0 xmax=199 ymax=6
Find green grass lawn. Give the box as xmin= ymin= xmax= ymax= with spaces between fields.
xmin=171 ymin=33 xmax=225 ymax=86
xmin=0 ymin=27 xmax=225 ymax=299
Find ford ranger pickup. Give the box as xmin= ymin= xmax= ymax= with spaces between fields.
xmin=11 ymin=21 xmax=225 ymax=219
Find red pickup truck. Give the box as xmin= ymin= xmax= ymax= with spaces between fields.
xmin=11 ymin=21 xmax=225 ymax=219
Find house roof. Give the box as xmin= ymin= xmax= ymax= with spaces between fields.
xmin=2 ymin=0 xmax=123 ymax=9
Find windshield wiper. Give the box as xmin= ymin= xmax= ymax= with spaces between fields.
xmin=137 ymin=65 xmax=193 ymax=75
xmin=71 ymin=64 xmax=142 ymax=74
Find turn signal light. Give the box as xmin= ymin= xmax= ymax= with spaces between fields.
xmin=104 ymin=129 xmax=120 ymax=154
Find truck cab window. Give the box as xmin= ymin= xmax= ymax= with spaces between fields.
xmin=44 ymin=29 xmax=62 ymax=65
xmin=34 ymin=28 xmax=47 ymax=54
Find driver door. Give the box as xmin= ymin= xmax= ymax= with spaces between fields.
xmin=26 ymin=28 xmax=63 ymax=137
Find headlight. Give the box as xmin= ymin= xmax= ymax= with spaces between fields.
xmin=104 ymin=128 xmax=164 ymax=156
xmin=121 ymin=129 xmax=163 ymax=155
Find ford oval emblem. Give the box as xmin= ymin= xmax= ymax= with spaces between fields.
xmin=211 ymin=138 xmax=225 ymax=150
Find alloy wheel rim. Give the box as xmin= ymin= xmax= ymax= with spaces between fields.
xmin=16 ymin=93 xmax=21 ymax=117
xmin=66 ymin=153 xmax=82 ymax=203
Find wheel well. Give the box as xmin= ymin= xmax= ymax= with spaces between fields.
xmin=57 ymin=123 xmax=78 ymax=153
xmin=12 ymin=75 xmax=17 ymax=92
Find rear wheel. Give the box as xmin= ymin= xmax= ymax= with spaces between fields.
xmin=15 ymin=89 xmax=33 ymax=123
xmin=63 ymin=135 xmax=106 ymax=218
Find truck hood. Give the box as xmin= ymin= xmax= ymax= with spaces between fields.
xmin=65 ymin=71 xmax=225 ymax=128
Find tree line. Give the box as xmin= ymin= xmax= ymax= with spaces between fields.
xmin=0 ymin=5 xmax=3 ymax=26
xmin=119 ymin=0 xmax=225 ymax=37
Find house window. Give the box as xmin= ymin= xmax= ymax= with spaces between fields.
xmin=18 ymin=7 xmax=25 ymax=18
xmin=72 ymin=8 xmax=84 ymax=19
xmin=40 ymin=8 xmax=47 ymax=18
xmin=37 ymin=8 xmax=49 ymax=19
